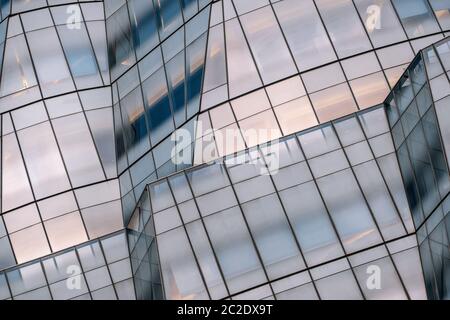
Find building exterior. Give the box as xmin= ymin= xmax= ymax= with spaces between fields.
xmin=0 ymin=0 xmax=448 ymax=300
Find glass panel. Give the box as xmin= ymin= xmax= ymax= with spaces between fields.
xmin=316 ymin=0 xmax=372 ymax=58
xmin=274 ymin=0 xmax=336 ymax=71
xmin=310 ymin=83 xmax=358 ymax=123
xmin=186 ymin=33 xmax=207 ymax=118
xmin=429 ymin=0 xmax=450 ymax=29
xmin=353 ymin=257 xmax=408 ymax=299
xmin=354 ymin=161 xmax=406 ymax=240
xmin=9 ymin=224 xmax=51 ymax=263
xmin=225 ymin=18 xmax=262 ymax=98
xmin=315 ymin=269 xmax=363 ymax=299
xmin=128 ymin=0 xmax=159 ymax=59
xmin=204 ymin=207 xmax=267 ymax=294
xmin=240 ymin=6 xmax=297 ymax=84
xmin=185 ymin=221 xmax=228 ymax=299
xmin=17 ymin=122 xmax=71 ymax=199
xmin=52 ymin=113 xmax=105 ymax=187
xmin=107 ymin=5 xmax=135 ymax=80
xmin=119 ymin=87 xmax=150 ymax=164
xmin=187 ymin=164 xmax=229 ymax=196
xmin=275 ymin=97 xmax=318 ymax=135
xmin=7 ymin=263 xmax=46 ymax=296
xmin=241 ymin=194 xmax=305 ymax=279
xmin=203 ymin=24 xmax=227 ymax=93
xmin=392 ymin=0 xmax=440 ymax=38
xmin=279 ymin=182 xmax=344 ymax=266
xmin=317 ymin=169 xmax=383 ymax=253
xmin=26 ymin=27 xmax=75 ymax=97
xmin=354 ymin=0 xmax=407 ymax=47
xmin=154 ymin=0 xmax=183 ymax=40
xmin=2 ymin=133 xmax=34 ymax=212
xmin=0 ymin=35 xmax=37 ymax=97
xmin=56 ymin=24 xmax=102 ymax=89
xmin=158 ymin=227 xmax=209 ymax=300
xmin=142 ymin=68 xmax=175 ymax=145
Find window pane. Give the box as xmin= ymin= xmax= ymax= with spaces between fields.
xmin=2 ymin=133 xmax=34 ymax=212
xmin=0 ymin=35 xmax=37 ymax=97
xmin=317 ymin=169 xmax=383 ymax=253
xmin=240 ymin=7 xmax=297 ymax=84
xmin=56 ymin=24 xmax=102 ymax=89
xmin=158 ymin=227 xmax=209 ymax=300
xmin=274 ymin=0 xmax=336 ymax=71
xmin=315 ymin=269 xmax=363 ymax=299
xmin=353 ymin=257 xmax=407 ymax=299
xmin=316 ymin=0 xmax=372 ymax=58
xmin=119 ymin=87 xmax=150 ymax=164
xmin=17 ymin=122 xmax=71 ymax=199
xmin=354 ymin=161 xmax=406 ymax=240
xmin=204 ymin=207 xmax=267 ymax=294
xmin=107 ymin=5 xmax=135 ymax=80
xmin=26 ymin=27 xmax=75 ymax=97
xmin=310 ymin=83 xmax=358 ymax=123
xmin=154 ymin=0 xmax=183 ymax=40
xmin=9 ymin=224 xmax=51 ymax=263
xmin=128 ymin=0 xmax=159 ymax=59
xmin=354 ymin=0 xmax=407 ymax=47
xmin=225 ymin=18 xmax=262 ymax=98
xmin=52 ymin=113 xmax=105 ymax=187
xmin=203 ymin=24 xmax=227 ymax=93
xmin=185 ymin=221 xmax=228 ymax=299
xmin=187 ymin=164 xmax=229 ymax=196
xmin=280 ymin=182 xmax=344 ymax=266
xmin=350 ymin=72 xmax=390 ymax=109
xmin=241 ymin=194 xmax=306 ymax=279
xmin=81 ymin=200 xmax=123 ymax=239
xmin=142 ymin=68 xmax=175 ymax=145
xmin=7 ymin=263 xmax=46 ymax=296
xmin=392 ymin=0 xmax=440 ymax=38
xmin=429 ymin=0 xmax=450 ymax=29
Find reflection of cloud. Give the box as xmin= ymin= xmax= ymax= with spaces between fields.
xmin=345 ymin=229 xmax=376 ymax=245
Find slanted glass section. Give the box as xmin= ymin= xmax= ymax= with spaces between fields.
xmin=417 ymin=193 xmax=450 ymax=300
xmin=0 ymin=231 xmax=135 ymax=300
xmin=127 ymin=105 xmax=425 ymax=300
xmin=386 ymin=53 xmax=450 ymax=228
xmin=111 ymin=3 xmax=211 ymax=223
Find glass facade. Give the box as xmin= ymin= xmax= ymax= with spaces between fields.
xmin=0 ymin=0 xmax=449 ymax=300
xmin=127 ymin=105 xmax=427 ymax=300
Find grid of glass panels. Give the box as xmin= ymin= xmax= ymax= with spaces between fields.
xmin=112 ymin=0 xmax=450 ymax=227
xmin=200 ymin=0 xmax=450 ymax=113
xmin=386 ymin=46 xmax=450 ymax=229
xmin=417 ymin=193 xmax=450 ymax=300
xmin=0 ymin=230 xmax=135 ymax=300
xmin=126 ymin=105 xmax=428 ymax=300
xmin=386 ymin=37 xmax=450 ymax=300
xmin=0 ymin=1 xmax=125 ymax=272
xmin=106 ymin=0 xmax=214 ymax=81
xmin=0 ymin=1 xmax=109 ymax=112
xmin=127 ymin=190 xmax=164 ymax=300
xmin=0 ymin=86 xmax=125 ymax=269
xmin=0 ymin=2 xmax=127 ymax=249
xmin=115 ymin=0 xmax=450 ymax=223
xmin=110 ymin=1 xmax=213 ymax=223
xmin=0 ymin=0 xmax=448 ymax=301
